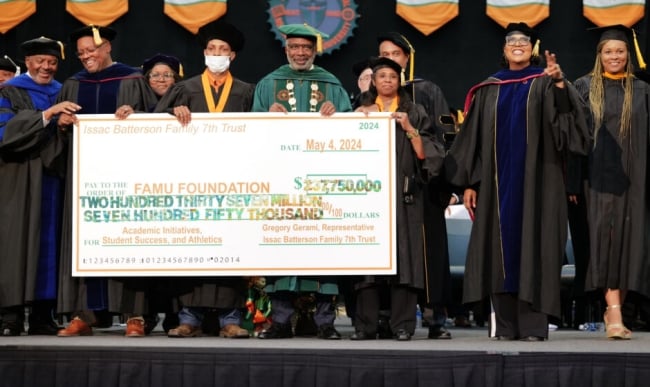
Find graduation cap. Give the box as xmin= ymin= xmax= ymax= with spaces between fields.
xmin=589 ymin=24 xmax=646 ymax=70
xmin=0 ymin=55 xmax=20 ymax=75
xmin=505 ymin=22 xmax=540 ymax=57
xmin=278 ymin=23 xmax=329 ymax=54
xmin=376 ymin=32 xmax=415 ymax=85
xmin=198 ymin=19 xmax=245 ymax=52
xmin=352 ymin=58 xmax=372 ymax=78
xmin=142 ymin=53 xmax=183 ymax=78
xmin=368 ymin=56 xmax=403 ymax=77
xmin=69 ymin=25 xmax=116 ymax=46
xmin=20 ymin=36 xmax=65 ymax=60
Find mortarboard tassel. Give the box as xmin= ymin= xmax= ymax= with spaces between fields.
xmin=399 ymin=33 xmax=415 ymax=85
xmin=633 ymin=29 xmax=646 ymax=70
xmin=302 ymin=23 xmax=323 ymax=54
xmin=91 ymin=25 xmax=102 ymax=46
xmin=179 ymin=62 xmax=184 ymax=78
xmin=532 ymin=39 xmax=540 ymax=57
xmin=316 ymin=33 xmax=323 ymax=54
xmin=3 ymin=55 xmax=20 ymax=76
xmin=56 ymin=40 xmax=65 ymax=60
xmin=456 ymin=109 xmax=464 ymax=124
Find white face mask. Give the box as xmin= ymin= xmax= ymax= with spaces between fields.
xmin=205 ymin=55 xmax=230 ymax=73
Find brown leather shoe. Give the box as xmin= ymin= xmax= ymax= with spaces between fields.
xmin=219 ymin=324 xmax=249 ymax=338
xmin=57 ymin=317 xmax=92 ymax=337
xmin=167 ymin=324 xmax=202 ymax=338
xmin=125 ymin=317 xmax=146 ymax=337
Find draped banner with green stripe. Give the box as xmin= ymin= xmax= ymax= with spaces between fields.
xmin=396 ymin=0 xmax=459 ymax=36
xmin=164 ymin=0 xmax=227 ymax=34
xmin=486 ymin=0 xmax=549 ymax=28
xmin=0 ymin=0 xmax=36 ymax=34
xmin=66 ymin=0 xmax=129 ymax=26
xmin=583 ymin=0 xmax=645 ymax=27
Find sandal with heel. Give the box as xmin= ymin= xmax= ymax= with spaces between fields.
xmin=604 ymin=305 xmax=631 ymax=340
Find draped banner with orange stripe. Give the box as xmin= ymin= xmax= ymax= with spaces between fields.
xmin=66 ymin=0 xmax=128 ymax=26
xmin=486 ymin=0 xmax=549 ymax=28
xmin=584 ymin=0 xmax=645 ymax=27
xmin=396 ymin=0 xmax=459 ymax=36
xmin=0 ymin=0 xmax=36 ymax=34
xmin=164 ymin=0 xmax=227 ymax=34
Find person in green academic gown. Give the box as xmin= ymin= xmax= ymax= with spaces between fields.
xmin=252 ymin=24 xmax=351 ymax=340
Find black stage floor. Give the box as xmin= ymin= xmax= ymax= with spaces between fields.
xmin=1 ymin=318 xmax=649 ymax=387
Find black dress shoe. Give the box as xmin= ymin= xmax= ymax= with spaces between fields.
xmin=350 ymin=331 xmax=376 ymax=340
xmin=143 ymin=314 xmax=159 ymax=335
xmin=1 ymin=322 xmax=23 ymax=336
xmin=394 ymin=329 xmax=411 ymax=341
xmin=493 ymin=335 xmax=517 ymax=341
xmin=27 ymin=321 xmax=60 ymax=335
xmin=295 ymin=312 xmax=318 ymax=337
xmin=257 ymin=323 xmax=293 ymax=339
xmin=377 ymin=317 xmax=393 ymax=339
xmin=317 ymin=324 xmax=341 ymax=340
xmin=428 ymin=325 xmax=452 ymax=339
xmin=519 ymin=335 xmax=545 ymax=342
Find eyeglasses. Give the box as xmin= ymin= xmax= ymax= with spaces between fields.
xmin=76 ymin=42 xmax=105 ymax=58
xmin=287 ymin=43 xmax=314 ymax=52
xmin=149 ymin=72 xmax=175 ymax=80
xmin=358 ymin=75 xmax=372 ymax=82
xmin=505 ymin=36 xmax=531 ymax=46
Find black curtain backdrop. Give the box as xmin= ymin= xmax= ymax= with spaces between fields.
xmin=0 ymin=0 xmax=649 ymax=109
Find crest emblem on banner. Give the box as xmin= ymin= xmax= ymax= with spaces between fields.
xmin=267 ymin=0 xmax=358 ymax=54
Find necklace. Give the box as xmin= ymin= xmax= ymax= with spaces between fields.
xmin=286 ymin=80 xmax=319 ymax=112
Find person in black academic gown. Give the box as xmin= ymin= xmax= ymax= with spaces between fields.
xmin=376 ymin=31 xmax=455 ymax=340
xmin=154 ymin=19 xmax=254 ymax=339
xmin=350 ymin=57 xmax=445 ymax=341
xmin=115 ymin=53 xmax=183 ymax=117
xmin=55 ymin=24 xmax=155 ymax=337
xmin=573 ymin=25 xmax=650 ymax=340
xmin=0 ymin=37 xmax=80 ymax=335
xmin=445 ymin=23 xmax=591 ymax=341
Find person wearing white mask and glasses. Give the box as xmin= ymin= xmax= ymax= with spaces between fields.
xmin=155 ymin=19 xmax=254 ymax=127
xmin=153 ymin=20 xmax=253 ymax=339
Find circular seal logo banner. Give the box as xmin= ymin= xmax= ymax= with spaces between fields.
xmin=268 ymin=0 xmax=358 ymax=55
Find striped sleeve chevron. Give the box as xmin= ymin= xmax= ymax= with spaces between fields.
xmin=396 ymin=0 xmax=459 ymax=36
xmin=164 ymin=0 xmax=227 ymax=34
xmin=486 ymin=0 xmax=550 ymax=28
xmin=66 ymin=0 xmax=128 ymax=26
xmin=583 ymin=0 xmax=645 ymax=27
xmin=0 ymin=0 xmax=36 ymax=34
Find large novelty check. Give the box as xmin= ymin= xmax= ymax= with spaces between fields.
xmin=72 ymin=113 xmax=396 ymax=276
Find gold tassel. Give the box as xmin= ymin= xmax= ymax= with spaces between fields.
xmin=57 ymin=40 xmax=65 ymax=60
xmin=400 ymin=69 xmax=406 ymax=86
xmin=302 ymin=23 xmax=323 ymax=54
xmin=91 ymin=25 xmax=102 ymax=46
xmin=633 ymin=29 xmax=646 ymax=70
xmin=179 ymin=63 xmax=184 ymax=78
xmin=399 ymin=33 xmax=415 ymax=83
xmin=532 ymin=39 xmax=540 ymax=57
xmin=456 ymin=109 xmax=464 ymax=124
